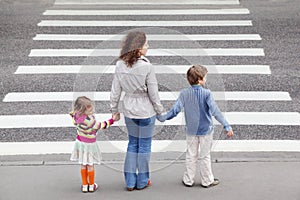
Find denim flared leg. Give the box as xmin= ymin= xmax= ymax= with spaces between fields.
xmin=136 ymin=137 xmax=152 ymax=189
xmin=124 ymin=117 xmax=139 ymax=188
xmin=124 ymin=116 xmax=155 ymax=189
xmin=136 ymin=116 xmax=155 ymax=189
xmin=124 ymin=135 xmax=138 ymax=188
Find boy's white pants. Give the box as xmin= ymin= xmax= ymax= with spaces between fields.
xmin=183 ymin=133 xmax=214 ymax=186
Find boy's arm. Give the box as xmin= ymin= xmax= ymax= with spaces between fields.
xmin=157 ymin=95 xmax=184 ymax=122
xmin=207 ymin=92 xmax=232 ymax=131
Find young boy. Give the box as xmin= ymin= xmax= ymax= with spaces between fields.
xmin=157 ymin=64 xmax=234 ymax=188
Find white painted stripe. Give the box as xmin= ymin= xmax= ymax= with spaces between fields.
xmin=0 ymin=112 xmax=299 ymax=128
xmin=3 ymin=91 xmax=292 ymax=102
xmin=33 ymin=34 xmax=262 ymax=41
xmin=54 ymin=0 xmax=240 ymax=5
xmin=212 ymin=91 xmax=292 ymax=101
xmin=1 ymin=140 xmax=300 ymax=155
xmin=15 ymin=65 xmax=271 ymax=75
xmin=44 ymin=9 xmax=249 ymax=15
xmin=28 ymin=48 xmax=265 ymax=57
xmin=37 ymin=20 xmax=252 ymax=27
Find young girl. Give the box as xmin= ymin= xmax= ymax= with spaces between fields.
xmin=70 ymin=96 xmax=119 ymax=193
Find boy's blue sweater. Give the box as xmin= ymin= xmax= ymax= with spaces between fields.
xmin=158 ymin=85 xmax=232 ymax=135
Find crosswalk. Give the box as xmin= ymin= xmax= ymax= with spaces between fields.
xmin=3 ymin=91 xmax=292 ymax=102
xmin=15 ymin=65 xmax=271 ymax=74
xmin=33 ymin=34 xmax=262 ymax=41
xmin=43 ymin=8 xmax=250 ymax=15
xmin=1 ymin=0 xmax=300 ymax=155
xmin=38 ymin=20 xmax=253 ymax=27
xmin=2 ymin=140 xmax=300 ymax=155
xmin=53 ymin=0 xmax=241 ymax=5
xmin=28 ymin=48 xmax=265 ymax=57
xmin=1 ymin=112 xmax=300 ymax=129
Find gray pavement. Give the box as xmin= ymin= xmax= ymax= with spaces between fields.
xmin=1 ymin=153 xmax=300 ymax=200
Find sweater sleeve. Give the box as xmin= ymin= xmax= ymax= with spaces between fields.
xmin=93 ymin=117 xmax=114 ymax=130
xmin=206 ymin=92 xmax=232 ymax=131
xmin=78 ymin=115 xmax=114 ymax=131
xmin=157 ymin=93 xmax=184 ymax=122
xmin=97 ymin=118 xmax=114 ymax=130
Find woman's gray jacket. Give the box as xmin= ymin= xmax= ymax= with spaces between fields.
xmin=110 ymin=56 xmax=164 ymax=119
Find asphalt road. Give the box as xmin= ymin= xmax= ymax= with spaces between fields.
xmin=1 ymin=160 xmax=300 ymax=200
xmin=0 ymin=0 xmax=300 ymax=142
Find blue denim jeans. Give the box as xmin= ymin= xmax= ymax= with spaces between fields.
xmin=124 ymin=116 xmax=155 ymax=189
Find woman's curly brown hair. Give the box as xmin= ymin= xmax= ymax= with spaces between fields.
xmin=119 ymin=31 xmax=146 ymax=67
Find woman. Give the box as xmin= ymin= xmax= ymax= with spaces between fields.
xmin=110 ymin=31 xmax=164 ymax=191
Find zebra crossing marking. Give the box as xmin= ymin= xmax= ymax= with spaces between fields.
xmin=0 ymin=112 xmax=299 ymax=129
xmin=33 ymin=34 xmax=262 ymax=41
xmin=2 ymin=0 xmax=299 ymax=158
xmin=54 ymin=0 xmax=240 ymax=6
xmin=37 ymin=20 xmax=253 ymax=27
xmin=1 ymin=140 xmax=300 ymax=155
xmin=43 ymin=9 xmax=250 ymax=16
xmin=15 ymin=65 xmax=271 ymax=74
xmin=3 ymin=91 xmax=292 ymax=102
xmin=28 ymin=48 xmax=265 ymax=57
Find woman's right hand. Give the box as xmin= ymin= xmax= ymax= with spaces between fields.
xmin=156 ymin=114 xmax=166 ymax=122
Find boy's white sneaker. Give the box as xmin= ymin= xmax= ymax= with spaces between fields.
xmin=201 ymin=179 xmax=220 ymax=188
xmin=89 ymin=183 xmax=98 ymax=192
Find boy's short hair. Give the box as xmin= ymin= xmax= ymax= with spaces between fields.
xmin=187 ymin=64 xmax=208 ymax=85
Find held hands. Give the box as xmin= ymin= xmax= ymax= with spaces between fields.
xmin=226 ymin=130 xmax=234 ymax=138
xmin=156 ymin=113 xmax=167 ymax=122
xmin=112 ymin=112 xmax=120 ymax=121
